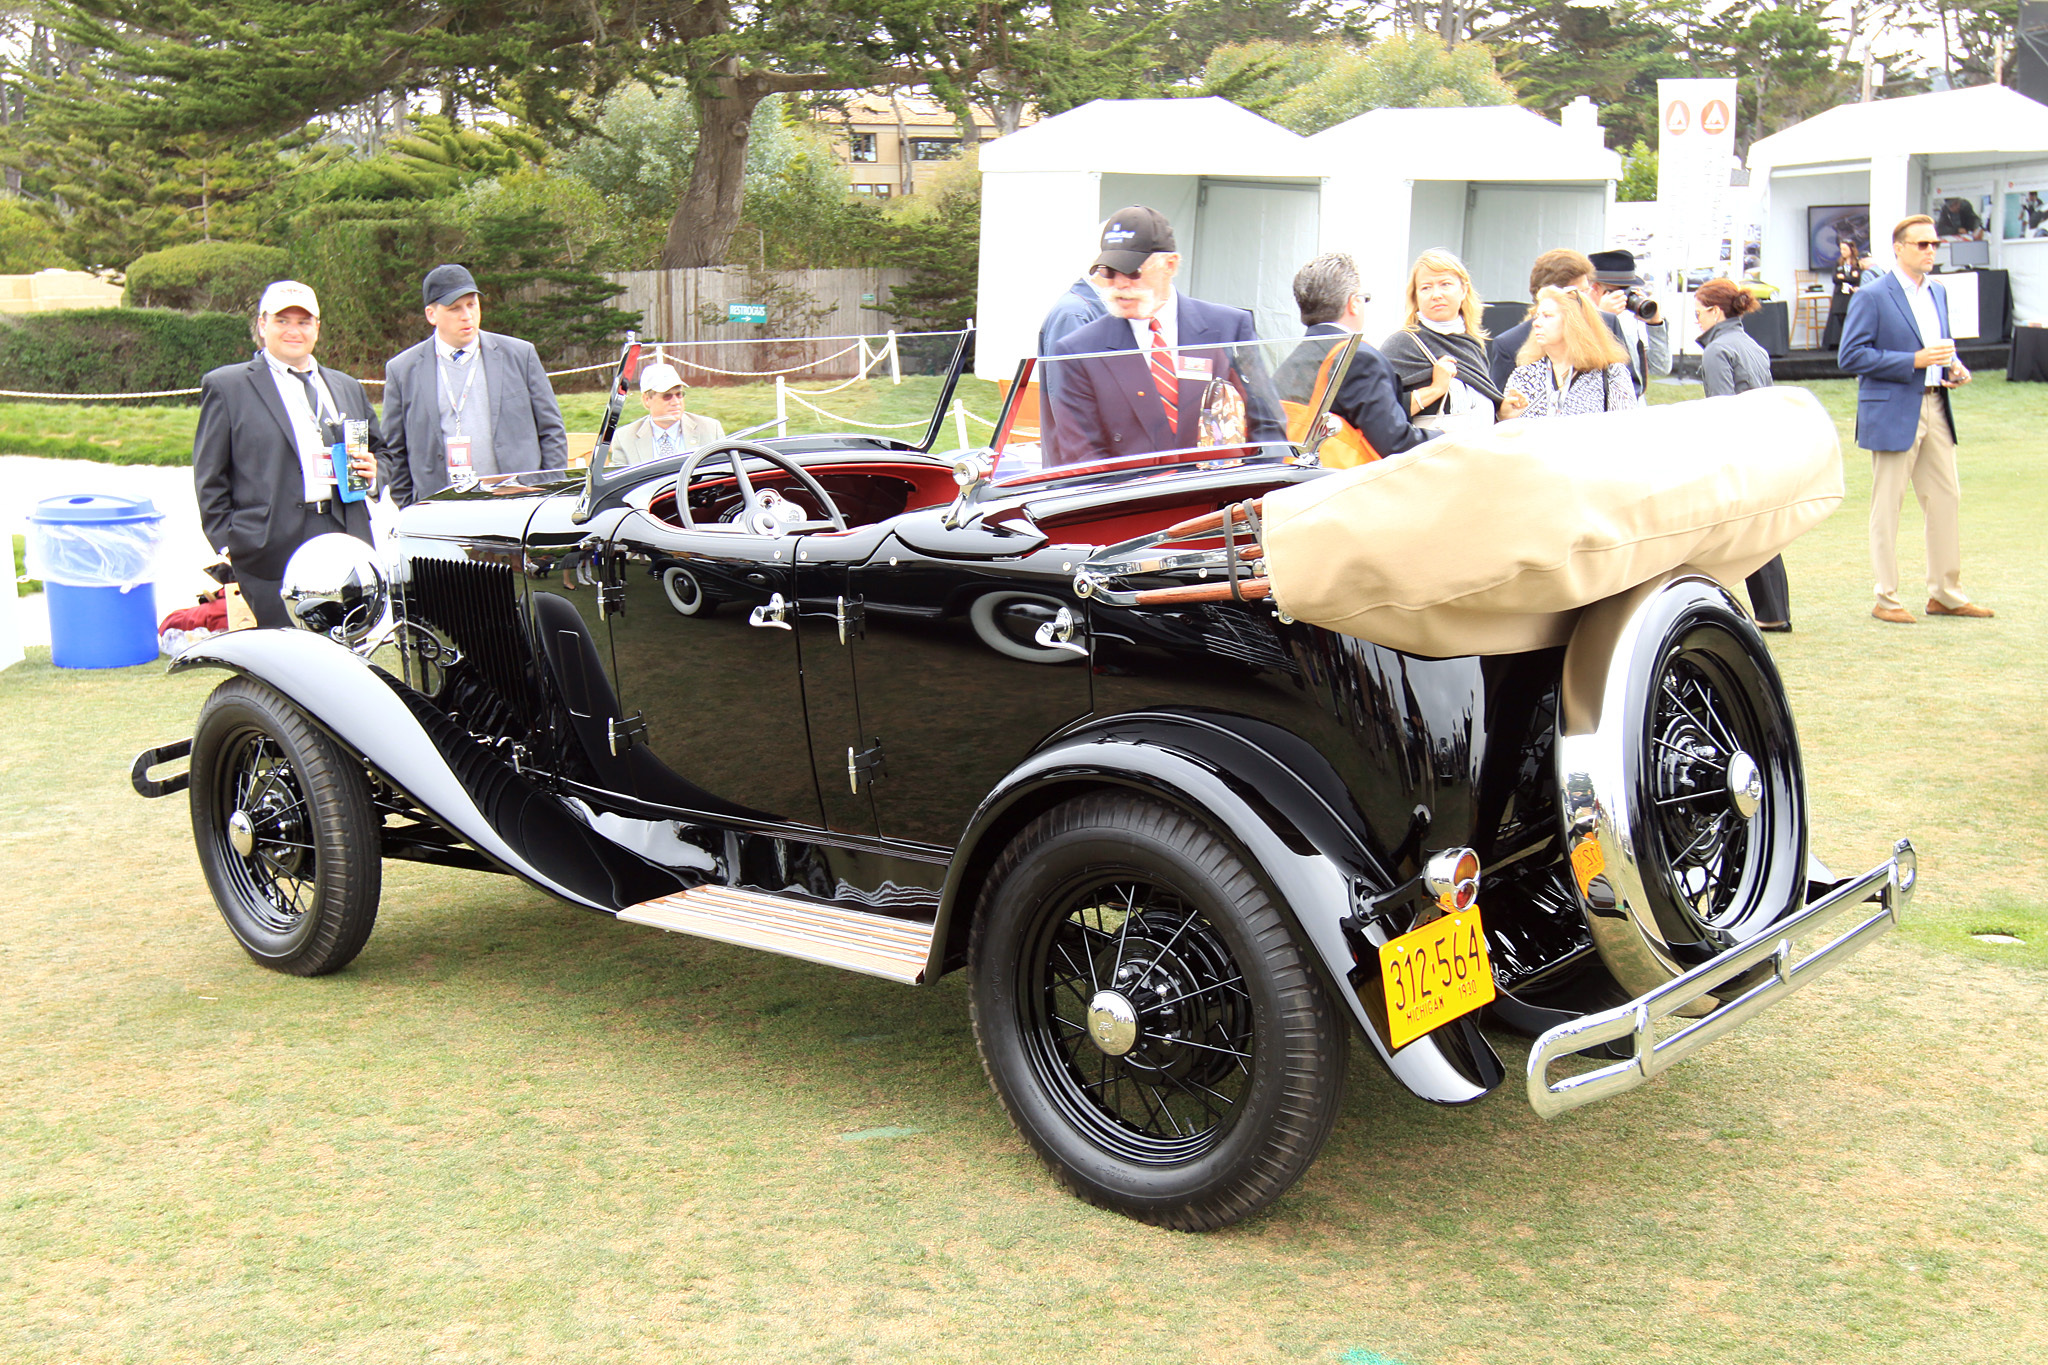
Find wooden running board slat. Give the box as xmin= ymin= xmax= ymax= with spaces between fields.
xmin=618 ymin=885 xmax=935 ymax=984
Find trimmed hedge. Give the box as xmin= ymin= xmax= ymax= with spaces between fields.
xmin=124 ymin=242 xmax=292 ymax=313
xmin=0 ymin=309 xmax=253 ymax=404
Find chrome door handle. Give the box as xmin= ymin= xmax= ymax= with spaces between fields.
xmin=748 ymin=593 xmax=792 ymax=630
xmin=1034 ymin=606 xmax=1089 ymax=656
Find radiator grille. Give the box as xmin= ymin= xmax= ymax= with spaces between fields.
xmin=407 ymin=556 xmax=534 ymax=730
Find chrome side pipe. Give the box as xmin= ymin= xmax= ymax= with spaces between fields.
xmin=1526 ymin=838 xmax=1915 ymax=1119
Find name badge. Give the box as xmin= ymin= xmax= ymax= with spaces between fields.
xmin=1176 ymin=356 xmax=1214 ymax=382
xmin=446 ymin=437 xmax=474 ymax=479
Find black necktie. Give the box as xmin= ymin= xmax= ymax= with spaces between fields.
xmin=289 ymin=367 xmax=329 ymax=425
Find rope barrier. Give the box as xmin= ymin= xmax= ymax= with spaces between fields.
xmin=0 ymin=385 xmax=202 ymax=400
xmin=669 ymin=341 xmax=864 ymax=379
xmin=779 ymin=388 xmax=931 ymax=430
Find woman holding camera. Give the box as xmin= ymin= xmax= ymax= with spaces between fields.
xmin=1502 ymin=286 xmax=1636 ymax=418
xmin=1821 ymin=237 xmax=1864 ymax=352
xmin=1381 ymin=250 xmax=1527 ymax=432
xmin=1695 ymin=278 xmax=1791 ymax=631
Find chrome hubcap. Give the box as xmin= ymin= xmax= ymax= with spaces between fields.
xmin=227 ymin=809 xmax=256 ymax=858
xmin=1086 ymin=990 xmax=1140 ymax=1056
xmin=1726 ymin=750 xmax=1764 ymax=819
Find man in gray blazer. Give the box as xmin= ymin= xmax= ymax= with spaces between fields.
xmin=192 ymin=280 xmax=382 ymax=629
xmin=380 ymin=263 xmax=567 ymax=506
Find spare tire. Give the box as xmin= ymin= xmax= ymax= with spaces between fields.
xmin=1554 ymin=573 xmax=1807 ymax=998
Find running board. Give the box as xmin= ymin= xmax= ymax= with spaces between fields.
xmin=617 ymin=885 xmax=935 ymax=984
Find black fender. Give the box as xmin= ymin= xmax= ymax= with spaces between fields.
xmin=167 ymin=629 xmax=688 ymax=912
xmin=934 ymin=709 xmax=1501 ymax=1106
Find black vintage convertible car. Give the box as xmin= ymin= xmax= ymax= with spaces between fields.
xmin=135 ymin=330 xmax=1913 ymax=1230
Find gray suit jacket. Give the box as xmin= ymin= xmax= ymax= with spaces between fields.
xmin=610 ymin=411 xmax=727 ymax=465
xmin=380 ymin=329 xmax=567 ymax=506
xmin=192 ymin=353 xmax=378 ymax=580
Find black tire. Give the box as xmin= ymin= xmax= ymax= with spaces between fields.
xmin=968 ymin=794 xmax=1348 ymax=1230
xmin=189 ymin=677 xmax=381 ymax=976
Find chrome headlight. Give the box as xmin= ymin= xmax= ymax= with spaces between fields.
xmin=282 ymin=533 xmax=390 ymax=650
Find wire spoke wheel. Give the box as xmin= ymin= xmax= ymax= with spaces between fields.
xmin=190 ymin=678 xmax=381 ymax=976
xmin=970 ymin=794 xmax=1346 ymax=1230
xmin=1025 ymin=879 xmax=1255 ymax=1164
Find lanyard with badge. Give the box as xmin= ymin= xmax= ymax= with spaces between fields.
xmin=441 ymin=352 xmax=478 ymax=479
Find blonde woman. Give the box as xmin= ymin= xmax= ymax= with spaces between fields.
xmin=1381 ymin=249 xmax=1528 ymax=433
xmin=1505 ymin=286 xmax=1637 ymax=417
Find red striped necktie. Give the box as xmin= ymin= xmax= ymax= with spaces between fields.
xmin=1148 ymin=317 xmax=1178 ymax=434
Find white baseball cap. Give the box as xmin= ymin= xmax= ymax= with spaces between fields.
xmin=258 ymin=280 xmax=320 ymax=318
xmin=638 ymin=360 xmax=687 ymax=393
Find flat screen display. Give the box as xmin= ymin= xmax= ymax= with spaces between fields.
xmin=1808 ymin=205 xmax=1870 ymax=272
xmin=1946 ymin=238 xmax=1991 ymax=268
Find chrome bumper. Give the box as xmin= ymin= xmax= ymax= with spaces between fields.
xmin=1526 ymin=838 xmax=1915 ymax=1119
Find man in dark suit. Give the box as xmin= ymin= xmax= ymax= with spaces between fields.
xmin=192 ymin=280 xmax=381 ymax=629
xmin=1838 ymin=213 xmax=1992 ymax=624
xmin=1487 ymin=249 xmax=1631 ymax=394
xmin=381 ymin=263 xmax=567 ymax=506
xmin=1274 ymin=253 xmax=1430 ymax=461
xmin=1034 ymin=274 xmax=1107 ymax=466
xmin=1048 ymin=206 xmax=1283 ymax=466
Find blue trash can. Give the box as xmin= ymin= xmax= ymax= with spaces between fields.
xmin=26 ymin=494 xmax=165 ymax=669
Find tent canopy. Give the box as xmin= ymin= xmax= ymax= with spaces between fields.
xmin=1309 ymin=105 xmax=1620 ymax=182
xmin=1746 ymin=85 xmax=2048 ymax=171
xmin=977 ymin=97 xmax=1323 ymax=179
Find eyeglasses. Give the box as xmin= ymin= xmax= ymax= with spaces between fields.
xmin=1900 ymin=238 xmax=1941 ymax=249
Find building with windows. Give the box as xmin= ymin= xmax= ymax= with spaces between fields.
xmin=819 ymin=91 xmax=1028 ymax=197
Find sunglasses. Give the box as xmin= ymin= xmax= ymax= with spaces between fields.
xmin=1901 ymin=238 xmax=1940 ymax=249
xmin=1090 ymin=266 xmax=1145 ymax=283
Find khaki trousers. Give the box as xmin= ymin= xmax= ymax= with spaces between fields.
xmin=1869 ymin=389 xmax=1968 ymax=611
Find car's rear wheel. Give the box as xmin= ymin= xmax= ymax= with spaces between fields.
xmin=190 ymin=677 xmax=380 ymax=976
xmin=969 ymin=794 xmax=1347 ymax=1230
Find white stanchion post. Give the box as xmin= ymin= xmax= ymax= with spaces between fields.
xmin=953 ymin=400 xmax=968 ymax=452
xmin=888 ymin=332 xmax=901 ymax=386
xmin=776 ymin=375 xmax=787 ymax=430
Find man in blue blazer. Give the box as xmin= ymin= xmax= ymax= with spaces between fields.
xmin=1274 ymin=252 xmax=1431 ymax=461
xmin=1838 ymin=214 xmax=1994 ymax=624
xmin=1048 ymin=206 xmax=1284 ymax=466
xmin=381 ymin=264 xmax=568 ymax=507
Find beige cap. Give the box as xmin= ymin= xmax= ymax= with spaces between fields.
xmin=258 ymin=280 xmax=320 ymax=317
xmin=638 ymin=360 xmax=687 ymax=392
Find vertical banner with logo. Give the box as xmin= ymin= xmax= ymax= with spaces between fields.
xmin=1656 ymin=78 xmax=1739 ymax=288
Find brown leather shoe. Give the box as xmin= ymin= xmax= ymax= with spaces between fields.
xmin=1927 ymin=599 xmax=1995 ymax=618
xmin=1872 ymin=605 xmax=1915 ymax=624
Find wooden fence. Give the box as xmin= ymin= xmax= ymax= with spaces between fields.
xmin=600 ymin=266 xmax=915 ymax=384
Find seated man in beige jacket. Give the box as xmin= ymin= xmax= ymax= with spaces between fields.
xmin=611 ymin=361 xmax=726 ymax=463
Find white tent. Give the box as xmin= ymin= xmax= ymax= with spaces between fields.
xmin=1311 ymin=104 xmax=1621 ymax=337
xmin=975 ymin=98 xmax=1325 ymax=379
xmin=1746 ymin=85 xmax=2048 ymax=327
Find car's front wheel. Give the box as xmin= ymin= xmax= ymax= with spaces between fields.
xmin=969 ymin=794 xmax=1348 ymax=1230
xmin=189 ymin=677 xmax=381 ymax=975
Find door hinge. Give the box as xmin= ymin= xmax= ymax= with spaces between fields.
xmin=847 ymin=739 xmax=885 ymax=794
xmin=836 ymin=594 xmax=865 ymax=645
xmin=608 ymin=710 xmax=647 ymax=756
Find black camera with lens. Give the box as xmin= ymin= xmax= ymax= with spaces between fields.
xmin=1625 ymin=290 xmax=1660 ymax=323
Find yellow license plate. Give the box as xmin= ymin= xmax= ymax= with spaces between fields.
xmin=1379 ymin=906 xmax=1497 ymax=1050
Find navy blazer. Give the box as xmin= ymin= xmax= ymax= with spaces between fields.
xmin=1047 ymin=293 xmax=1284 ymax=466
xmin=1273 ymin=323 xmax=1429 ymax=458
xmin=192 ymin=354 xmax=378 ymax=580
xmin=1837 ymin=271 xmax=1956 ymax=453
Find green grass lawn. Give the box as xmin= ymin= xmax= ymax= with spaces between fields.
xmin=1 ymin=375 xmax=2044 ymax=1364
xmin=0 ymin=373 xmax=1007 ymax=466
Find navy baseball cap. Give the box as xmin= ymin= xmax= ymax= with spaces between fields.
xmin=423 ymin=263 xmax=480 ymax=308
xmin=1094 ymin=207 xmax=1176 ymax=275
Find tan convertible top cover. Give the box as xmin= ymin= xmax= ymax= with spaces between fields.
xmin=1262 ymin=387 xmax=1843 ymax=656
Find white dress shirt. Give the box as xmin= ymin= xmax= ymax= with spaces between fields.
xmin=1126 ymin=291 xmax=1181 ymax=354
xmin=1892 ymin=266 xmax=1947 ymax=388
xmin=262 ymin=349 xmax=342 ymax=502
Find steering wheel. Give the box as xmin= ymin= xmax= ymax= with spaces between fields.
xmin=675 ymin=440 xmax=849 ymax=535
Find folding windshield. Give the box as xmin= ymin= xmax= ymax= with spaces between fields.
xmin=985 ymin=334 xmax=1351 ymax=489
xmin=587 ymin=329 xmax=972 ymax=470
